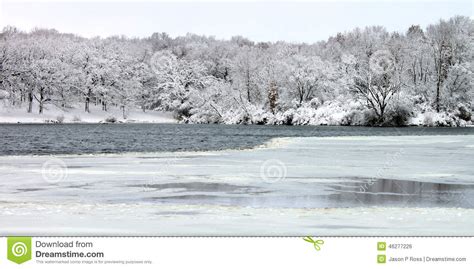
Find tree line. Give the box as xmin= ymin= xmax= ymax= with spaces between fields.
xmin=0 ymin=16 xmax=472 ymax=126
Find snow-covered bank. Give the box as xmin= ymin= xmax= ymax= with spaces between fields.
xmin=1 ymin=135 xmax=473 ymax=235
xmin=1 ymin=102 xmax=471 ymax=127
xmin=0 ymin=104 xmax=177 ymax=123
xmin=186 ymin=100 xmax=473 ymax=127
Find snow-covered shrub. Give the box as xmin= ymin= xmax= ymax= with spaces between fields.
xmin=246 ymin=106 xmax=269 ymax=125
xmin=420 ymin=111 xmax=465 ymax=127
xmin=341 ymin=110 xmax=366 ymax=125
xmin=456 ymin=106 xmax=472 ymax=122
xmin=383 ymin=105 xmax=412 ymax=126
xmin=174 ymin=105 xmax=192 ymax=120
xmin=289 ymin=105 xmax=314 ymax=125
xmin=188 ymin=111 xmax=221 ymax=124
xmin=56 ymin=115 xmax=65 ymax=124
xmin=274 ymin=110 xmax=295 ymax=125
xmin=413 ymin=106 xmax=469 ymax=126
xmin=422 ymin=112 xmax=435 ymax=127
xmin=215 ymin=105 xmax=277 ymax=125
xmin=363 ymin=110 xmax=380 ymax=126
xmin=271 ymin=99 xmax=363 ymax=126
xmin=105 ymin=116 xmax=117 ymax=123
xmin=309 ymin=101 xmax=350 ymax=125
xmin=220 ymin=110 xmax=245 ymax=124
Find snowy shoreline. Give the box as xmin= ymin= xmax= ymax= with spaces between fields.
xmin=0 ymin=104 xmax=177 ymax=124
xmin=1 ymin=104 xmax=471 ymax=126
xmin=1 ymin=120 xmax=472 ymax=127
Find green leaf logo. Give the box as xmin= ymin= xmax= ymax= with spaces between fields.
xmin=7 ymin=237 xmax=32 ymax=264
xmin=303 ymin=236 xmax=324 ymax=251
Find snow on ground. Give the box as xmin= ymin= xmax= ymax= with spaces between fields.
xmin=0 ymin=103 xmax=177 ymax=123
xmin=0 ymin=135 xmax=473 ymax=235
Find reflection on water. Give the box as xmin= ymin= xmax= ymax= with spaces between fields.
xmin=132 ymin=182 xmax=256 ymax=193
xmin=328 ymin=178 xmax=474 ymax=208
xmin=145 ymin=178 xmax=474 ymax=209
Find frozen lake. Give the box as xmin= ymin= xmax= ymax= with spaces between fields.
xmin=0 ymin=125 xmax=473 ymax=235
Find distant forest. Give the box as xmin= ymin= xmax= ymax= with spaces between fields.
xmin=0 ymin=16 xmax=472 ymax=126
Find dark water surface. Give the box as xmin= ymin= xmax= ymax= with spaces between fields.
xmin=0 ymin=123 xmax=473 ymax=155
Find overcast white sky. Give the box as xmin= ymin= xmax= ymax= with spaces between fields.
xmin=0 ymin=0 xmax=472 ymax=43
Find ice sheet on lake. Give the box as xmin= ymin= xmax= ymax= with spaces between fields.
xmin=0 ymin=135 xmax=473 ymax=235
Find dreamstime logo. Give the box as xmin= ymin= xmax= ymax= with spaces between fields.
xmin=143 ymin=155 xmax=180 ymax=192
xmin=259 ymin=159 xmax=287 ymax=183
xmin=149 ymin=51 xmax=175 ymax=75
xmin=359 ymin=149 xmax=404 ymax=193
xmin=12 ymin=242 xmax=28 ymax=257
xmin=7 ymin=237 xmax=32 ymax=264
xmin=444 ymin=191 xmax=472 ymax=208
xmin=369 ymin=50 xmax=395 ymax=75
xmin=41 ymin=158 xmax=68 ymax=183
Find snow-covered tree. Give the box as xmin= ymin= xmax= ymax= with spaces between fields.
xmin=352 ymin=50 xmax=401 ymax=123
xmin=0 ymin=15 xmax=472 ymax=126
